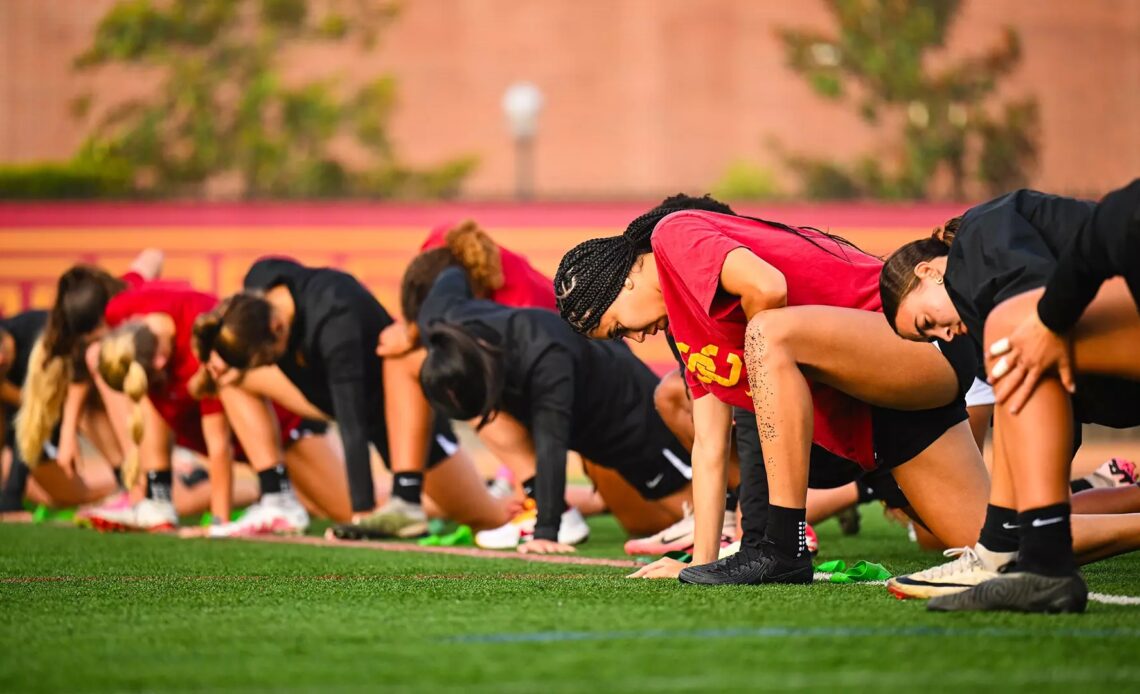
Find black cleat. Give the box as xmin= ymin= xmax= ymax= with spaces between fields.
xmin=837 ymin=506 xmax=861 ymax=536
xmin=927 ymin=566 xmax=1088 ymax=614
xmin=678 ymin=543 xmax=813 ymax=586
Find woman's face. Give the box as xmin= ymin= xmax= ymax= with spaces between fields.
xmin=589 ymin=255 xmax=668 ymax=343
xmin=893 ymin=272 xmax=967 ymax=342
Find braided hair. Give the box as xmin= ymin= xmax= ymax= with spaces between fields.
xmin=554 ymin=193 xmax=864 ymax=334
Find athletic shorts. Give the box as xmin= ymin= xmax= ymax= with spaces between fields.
xmin=1072 ymin=374 xmax=1140 ymax=429
xmin=613 ymin=435 xmax=692 ymax=501
xmin=372 ymin=413 xmax=459 ymax=471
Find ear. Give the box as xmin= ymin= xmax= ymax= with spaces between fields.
xmin=914 ymin=260 xmax=941 ymax=282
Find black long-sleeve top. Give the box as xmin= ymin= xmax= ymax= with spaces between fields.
xmin=944 ymin=188 xmax=1095 ymax=378
xmin=244 ymin=258 xmax=391 ymax=512
xmin=2 ymin=310 xmax=48 ymax=431
xmin=1036 ymin=179 xmax=1140 ymax=333
xmin=420 ymin=268 xmax=664 ymax=540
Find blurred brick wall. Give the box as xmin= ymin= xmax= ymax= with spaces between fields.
xmin=1 ymin=0 xmax=1137 ymax=199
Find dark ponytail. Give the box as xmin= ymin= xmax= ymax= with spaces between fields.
xmin=879 ymin=217 xmax=960 ymax=330
xmin=554 ymin=193 xmax=864 ymax=334
xmin=42 ymin=265 xmax=126 ymax=365
xmin=419 ymin=322 xmax=504 ymax=429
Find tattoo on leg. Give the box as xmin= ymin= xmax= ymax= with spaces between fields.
xmin=744 ymin=328 xmax=778 ymax=445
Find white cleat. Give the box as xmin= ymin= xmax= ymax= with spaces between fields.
xmin=475 ymin=500 xmax=590 ymax=549
xmin=888 ymin=544 xmax=1016 ymax=599
xmin=209 ymin=493 xmax=310 ymax=538
xmin=88 ymin=498 xmax=178 ymax=533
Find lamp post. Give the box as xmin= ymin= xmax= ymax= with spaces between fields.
xmin=501 ymin=82 xmax=543 ymax=201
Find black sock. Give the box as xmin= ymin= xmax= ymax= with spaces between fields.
xmin=1 ymin=456 xmax=30 ymax=511
xmin=1017 ymin=503 xmax=1076 ymax=577
xmin=977 ymin=504 xmax=1019 ymax=553
xmin=766 ymin=504 xmax=807 ymax=559
xmin=258 ymin=464 xmax=291 ymax=496
xmin=521 ymin=476 xmax=537 ymax=500
xmin=1070 ymin=478 xmax=1093 ymax=494
xmin=391 ymin=472 xmax=423 ymax=505
xmin=724 ymin=486 xmax=739 ymax=512
xmin=145 ymin=470 xmax=173 ymax=502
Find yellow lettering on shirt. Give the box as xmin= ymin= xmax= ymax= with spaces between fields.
xmin=676 ymin=342 xmax=746 ymax=391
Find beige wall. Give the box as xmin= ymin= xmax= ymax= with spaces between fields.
xmin=2 ymin=0 xmax=1137 ymax=199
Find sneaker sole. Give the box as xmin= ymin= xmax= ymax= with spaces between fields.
xmin=927 ymin=576 xmax=1088 ymax=613
xmin=327 ymin=522 xmax=427 ymax=541
xmin=90 ymin=517 xmax=176 ymax=533
xmin=887 ymin=578 xmax=975 ymax=600
xmin=624 ymin=538 xmax=694 ymax=556
xmin=679 ymin=565 xmax=813 ymax=586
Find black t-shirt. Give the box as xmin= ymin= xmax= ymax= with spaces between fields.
xmin=420 ymin=268 xmax=666 ymax=540
xmin=2 ymin=310 xmax=48 ymax=392
xmin=244 ymin=258 xmax=392 ymax=486
xmin=945 ymin=189 xmax=1095 ymax=379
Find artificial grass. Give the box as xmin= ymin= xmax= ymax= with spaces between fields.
xmin=1 ymin=509 xmax=1138 ymax=692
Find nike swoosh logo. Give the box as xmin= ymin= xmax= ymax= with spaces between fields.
xmin=645 ymin=473 xmax=664 ymax=489
xmin=1002 ymin=522 xmax=1019 ymax=530
xmin=1031 ymin=516 xmax=1065 ymax=528
xmin=396 ymin=478 xmax=420 ymax=487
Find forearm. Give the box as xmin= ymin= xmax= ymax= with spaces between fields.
xmin=690 ymin=437 xmax=729 ymax=564
xmin=330 ymin=381 xmax=377 ymax=513
xmin=530 ymin=413 xmax=570 ymax=541
xmin=0 ymin=382 xmax=20 ymax=408
xmin=202 ymin=414 xmax=234 ymax=520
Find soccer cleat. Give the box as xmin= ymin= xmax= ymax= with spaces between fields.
xmin=208 ymin=493 xmax=309 ymax=538
xmin=330 ymin=497 xmax=429 ymax=540
xmin=87 ymin=498 xmax=177 ymax=533
xmin=474 ymin=499 xmax=590 ymax=549
xmin=623 ymin=503 xmax=737 ymax=556
xmin=927 ymin=566 xmax=1088 ymax=613
xmin=1086 ymin=457 xmax=1138 ymax=489
xmin=678 ymin=541 xmax=813 ymax=586
xmin=75 ymin=490 xmax=131 ymax=528
xmin=887 ymin=544 xmax=1016 ymax=599
xmin=837 ymin=506 xmax=861 ymax=535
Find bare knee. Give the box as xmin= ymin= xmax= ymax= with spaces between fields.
xmin=654 ymin=371 xmax=689 ymax=418
xmin=743 ymin=310 xmax=796 ymax=370
xmin=984 ymin=288 xmax=1045 ymax=351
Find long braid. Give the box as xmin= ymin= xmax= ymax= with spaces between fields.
xmin=555 ymin=194 xmax=870 ymax=334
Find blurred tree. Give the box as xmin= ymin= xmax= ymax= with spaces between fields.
xmin=776 ymin=0 xmax=1039 ymax=199
xmin=73 ymin=0 xmax=475 ymax=198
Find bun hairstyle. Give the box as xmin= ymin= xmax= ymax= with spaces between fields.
xmin=97 ymin=321 xmax=158 ymax=489
xmin=879 ymin=217 xmax=962 ymax=331
xmin=14 ymin=337 xmax=72 ymax=467
xmin=418 ymin=322 xmax=505 ymax=429
xmin=188 ymin=292 xmax=278 ymax=397
xmin=400 ymin=220 xmax=504 ymax=323
xmin=553 ymin=193 xmax=862 ymax=334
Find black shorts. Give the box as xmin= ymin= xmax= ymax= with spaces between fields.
xmin=616 ymin=438 xmax=692 ymax=501
xmin=283 ymin=418 xmax=329 ymax=444
xmin=1072 ymin=373 xmax=1140 ymax=429
xmin=370 ymin=413 xmax=459 ymax=471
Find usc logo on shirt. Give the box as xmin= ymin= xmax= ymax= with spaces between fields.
xmin=676 ymin=342 xmax=748 ymax=393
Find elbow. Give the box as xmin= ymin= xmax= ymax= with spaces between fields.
xmin=743 ymin=281 xmax=787 ymax=317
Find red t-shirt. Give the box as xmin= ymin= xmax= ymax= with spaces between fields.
xmin=421 ymin=223 xmax=556 ymax=310
xmin=104 ymin=285 xmax=222 ymax=452
xmin=651 ymin=210 xmax=883 ymax=470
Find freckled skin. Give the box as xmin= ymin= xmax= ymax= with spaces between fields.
xmin=744 ymin=328 xmax=777 ymax=450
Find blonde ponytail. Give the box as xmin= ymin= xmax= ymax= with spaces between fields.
xmin=14 ymin=337 xmax=72 ymax=467
xmin=98 ymin=323 xmax=153 ymax=489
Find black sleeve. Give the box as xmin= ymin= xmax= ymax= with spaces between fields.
xmin=1037 ymin=179 xmax=1140 ymax=333
xmin=417 ymin=267 xmax=474 ymax=334
xmin=243 ymin=258 xmax=279 ymax=291
xmin=525 ymin=345 xmax=576 ymax=542
xmin=318 ymin=312 xmax=377 ymax=512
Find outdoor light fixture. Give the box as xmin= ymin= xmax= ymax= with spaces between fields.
xmin=501 ymin=82 xmax=543 ymax=200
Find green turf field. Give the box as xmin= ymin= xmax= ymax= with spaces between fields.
xmin=2 ymin=510 xmax=1138 ymax=692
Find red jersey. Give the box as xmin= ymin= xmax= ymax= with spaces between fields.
xmin=104 ymin=285 xmax=223 ymax=452
xmin=421 ymin=223 xmax=556 ymax=310
xmin=651 ymin=210 xmax=883 ymax=470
